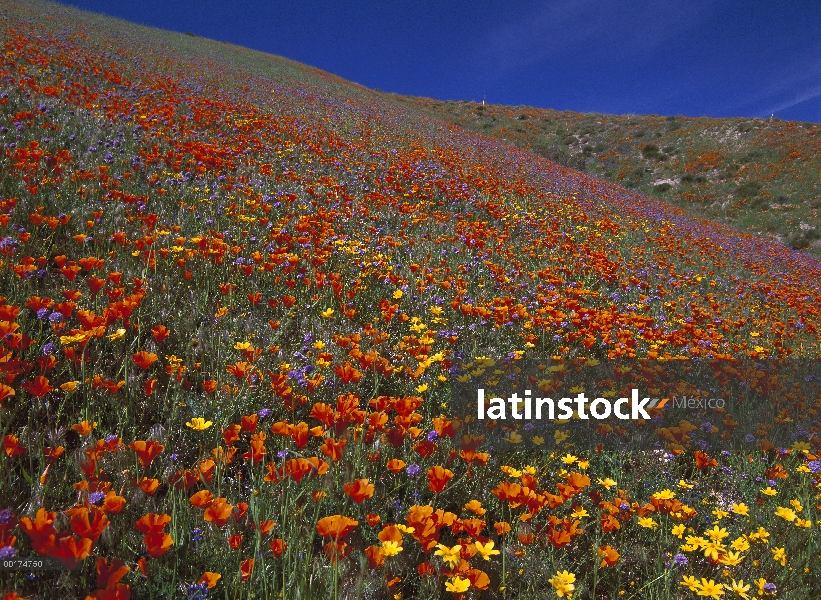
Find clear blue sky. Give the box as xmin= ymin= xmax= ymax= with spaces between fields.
xmin=54 ymin=0 xmax=821 ymax=122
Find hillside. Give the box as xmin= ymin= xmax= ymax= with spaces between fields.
xmin=396 ymin=95 xmax=821 ymax=254
xmin=1 ymin=2 xmax=820 ymax=599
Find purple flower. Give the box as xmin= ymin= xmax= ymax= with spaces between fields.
xmin=405 ymin=463 xmax=421 ymax=477
xmin=808 ymin=460 xmax=821 ymax=473
xmin=277 ymin=449 xmax=290 ymax=460
xmin=426 ymin=430 xmax=439 ymax=442
xmin=258 ymin=408 xmax=271 ymax=419
xmin=42 ymin=343 xmax=55 ymax=355
xmin=36 ymin=308 xmax=49 ymax=320
xmin=673 ymin=553 xmax=688 ymax=566
xmin=48 ymin=312 xmax=63 ymax=323
xmin=763 ymin=583 xmax=776 ymax=593
xmin=0 ymin=546 xmax=17 ymax=558
xmin=0 ymin=509 xmax=12 ymax=524
xmin=88 ymin=491 xmax=105 ymax=504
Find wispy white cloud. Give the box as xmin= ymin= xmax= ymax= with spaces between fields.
xmin=478 ymin=0 xmax=714 ymax=74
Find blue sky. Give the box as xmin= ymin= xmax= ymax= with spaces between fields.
xmin=55 ymin=0 xmax=821 ymax=122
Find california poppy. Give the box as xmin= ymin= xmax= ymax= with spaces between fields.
xmin=342 ymin=479 xmax=374 ymax=503
xmin=315 ymin=515 xmax=358 ymax=540
xmin=129 ymin=440 xmax=163 ymax=468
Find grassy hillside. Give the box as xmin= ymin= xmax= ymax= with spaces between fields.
xmin=396 ymin=96 xmax=821 ymax=254
xmin=0 ymin=2 xmax=820 ymax=599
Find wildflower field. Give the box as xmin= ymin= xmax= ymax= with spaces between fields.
xmin=400 ymin=96 xmax=821 ymax=255
xmin=1 ymin=2 xmax=821 ymax=599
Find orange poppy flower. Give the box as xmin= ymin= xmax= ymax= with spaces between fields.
xmin=3 ymin=435 xmax=27 ymax=457
xmin=598 ymin=544 xmax=620 ymax=567
xmin=102 ymin=491 xmax=126 ymax=514
xmin=0 ymin=383 xmax=15 ymax=405
xmin=386 ymin=458 xmax=406 ymax=474
xmin=494 ymin=521 xmax=512 ymax=535
xmin=22 ymin=375 xmax=53 ymax=398
xmin=143 ymin=531 xmax=173 ymax=557
xmin=190 ymin=490 xmax=214 ymax=508
xmin=47 ymin=533 xmax=93 ymax=570
xmin=240 ymin=413 xmax=258 ymax=432
xmin=135 ymin=513 xmax=171 ymax=535
xmin=343 ymin=479 xmax=374 ymax=503
xmin=365 ymin=545 xmax=385 ymax=569
xmin=228 ymin=534 xmax=242 ymax=549
xmin=198 ymin=572 xmax=221 ymax=589
xmin=257 ymin=519 xmax=275 ymax=535
xmin=239 ymin=558 xmax=254 ymax=583
xmin=95 ymin=556 xmax=130 ymax=590
xmin=366 ymin=513 xmax=381 ymax=526
xmin=65 ymin=506 xmax=109 ymax=542
xmin=315 ymin=515 xmax=358 ymax=540
xmin=427 ymin=465 xmax=454 ymax=493
xmin=269 ymin=538 xmax=287 ymax=557
xmin=137 ymin=477 xmax=160 ymax=495
xmin=128 ymin=440 xmax=163 ymax=468
xmin=19 ymin=508 xmax=57 ymax=553
xmin=132 ymin=351 xmax=158 ymax=369
xmin=151 ymin=324 xmax=169 ymax=344
xmin=203 ymin=498 xmax=233 ymax=527
xmin=320 ymin=437 xmax=346 ymax=462
xmin=695 ymin=450 xmax=718 ymax=469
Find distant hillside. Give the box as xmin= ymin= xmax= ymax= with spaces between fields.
xmin=395 ymin=96 xmax=821 ymax=254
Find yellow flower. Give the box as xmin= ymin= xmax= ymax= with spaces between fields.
xmin=680 ymin=575 xmax=699 ymax=591
xmin=774 ymin=506 xmax=797 ymax=522
xmin=760 ymin=486 xmax=777 ymax=496
xmin=234 ymin=341 xmax=252 ymax=350
xmin=444 ymin=577 xmax=470 ymax=593
xmin=561 ymin=453 xmax=578 ymax=465
xmin=320 ymin=308 xmax=334 ymax=319
xmin=597 ymin=478 xmax=617 ymax=489
xmin=106 ymin=328 xmax=127 ymax=341
xmin=731 ymin=503 xmax=749 ymax=516
xmin=434 ymin=544 xmax=462 ymax=568
xmin=638 ymin=517 xmax=658 ymax=529
xmin=652 ymin=489 xmax=676 ymax=501
xmin=415 ymin=383 xmax=428 ymax=393
xmin=571 ymin=507 xmax=589 ymax=518
xmin=532 ymin=435 xmax=545 ymax=446
xmin=577 ymin=459 xmax=589 ymax=470
xmin=381 ymin=540 xmax=403 ymax=557
xmin=712 ymin=509 xmax=728 ymax=522
xmin=730 ymin=537 xmax=750 ymax=552
xmin=554 ymin=430 xmax=570 ymax=444
xmin=705 ymin=525 xmax=729 ymax=542
xmin=717 ymin=550 xmax=744 ymax=566
xmin=754 ymin=578 xmax=775 ymax=596
xmin=794 ymin=518 xmax=812 ymax=528
xmin=392 ymin=290 xmax=403 ymax=299
xmin=505 ymin=431 xmax=523 ymax=444
xmin=702 ymin=541 xmax=727 ymax=561
xmin=672 ymin=524 xmax=686 ymax=538
xmin=500 ymin=466 xmax=522 ymax=478
xmin=186 ymin=417 xmax=213 ymax=431
xmin=771 ymin=546 xmax=786 ymax=566
xmin=678 ymin=480 xmax=694 ymax=489
xmin=474 ymin=540 xmax=500 ymax=560
xmin=548 ymin=570 xmax=576 ymax=598
xmin=312 ymin=340 xmax=326 ymax=349
xmin=694 ymin=578 xmax=725 ymax=598
xmin=747 ymin=527 xmax=769 ymax=544
xmin=724 ymin=579 xmax=750 ymax=600
xmin=789 ymin=498 xmax=803 ymax=512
